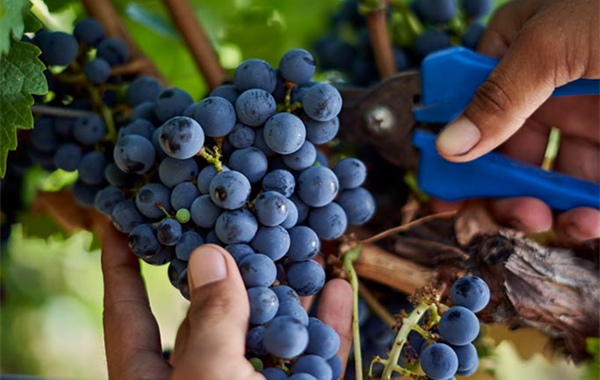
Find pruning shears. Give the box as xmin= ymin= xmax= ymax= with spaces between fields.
xmin=337 ymin=47 xmax=600 ymax=211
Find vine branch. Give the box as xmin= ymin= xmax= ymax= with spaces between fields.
xmin=361 ymin=0 xmax=397 ymax=78
xmin=161 ymin=0 xmax=227 ymax=91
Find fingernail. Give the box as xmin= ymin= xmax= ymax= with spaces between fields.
xmin=189 ymin=246 xmax=227 ymax=289
xmin=436 ymin=117 xmax=482 ymax=156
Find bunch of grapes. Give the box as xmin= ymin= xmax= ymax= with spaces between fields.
xmin=314 ymin=0 xmax=492 ymax=85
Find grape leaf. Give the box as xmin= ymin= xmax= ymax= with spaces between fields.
xmin=587 ymin=338 xmax=599 ymax=380
xmin=23 ymin=10 xmax=43 ymax=33
xmin=0 ymin=39 xmax=48 ymax=177
xmin=0 ymin=0 xmax=31 ymax=54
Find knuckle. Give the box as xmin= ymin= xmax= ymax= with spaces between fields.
xmin=188 ymin=286 xmax=237 ymax=323
xmin=472 ymin=76 xmax=516 ymax=118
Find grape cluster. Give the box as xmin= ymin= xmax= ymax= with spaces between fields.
xmin=313 ymin=0 xmax=492 ymax=86
xmin=88 ymin=48 xmax=376 ymax=378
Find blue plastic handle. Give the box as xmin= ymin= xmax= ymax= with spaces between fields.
xmin=413 ymin=47 xmax=600 ymax=123
xmin=412 ymin=130 xmax=600 ymax=211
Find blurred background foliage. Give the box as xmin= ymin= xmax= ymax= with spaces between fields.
xmin=0 ymin=0 xmax=595 ymax=379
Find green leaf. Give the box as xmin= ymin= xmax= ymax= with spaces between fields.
xmin=587 ymin=338 xmax=599 ymax=380
xmin=0 ymin=0 xmax=32 ymax=54
xmin=23 ymin=10 xmax=42 ymax=33
xmin=18 ymin=212 xmax=66 ymax=240
xmin=0 ymin=39 xmax=48 ymax=177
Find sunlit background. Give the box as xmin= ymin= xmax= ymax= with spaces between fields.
xmin=0 ymin=0 xmax=595 ymax=379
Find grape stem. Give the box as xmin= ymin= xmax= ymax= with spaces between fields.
xmin=360 ymin=211 xmax=457 ymax=245
xmin=85 ymin=83 xmax=117 ymax=142
xmin=31 ymin=105 xmax=96 ymax=118
xmin=342 ymin=244 xmax=364 ymax=380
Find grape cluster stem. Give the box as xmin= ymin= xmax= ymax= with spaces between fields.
xmin=343 ymin=244 xmax=364 ymax=380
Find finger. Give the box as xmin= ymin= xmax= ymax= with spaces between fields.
xmin=170 ymin=315 xmax=190 ymax=366
xmin=316 ymin=279 xmax=353 ymax=377
xmin=102 ymin=224 xmax=171 ymax=380
xmin=171 ymin=244 xmax=259 ymax=380
xmin=488 ymin=197 xmax=553 ymax=234
xmin=436 ymin=10 xmax=576 ymax=162
xmin=531 ymin=95 xmax=600 ymax=141
xmin=555 ymin=208 xmax=600 ymax=242
xmin=477 ymin=0 xmax=542 ymax=57
xmin=300 ymin=254 xmax=326 ymax=311
xmin=554 ymin=134 xmax=600 ymax=183
xmin=428 ymin=199 xmax=466 ymax=214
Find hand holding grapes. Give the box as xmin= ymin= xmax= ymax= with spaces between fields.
xmin=435 ymin=0 xmax=600 ymax=241
xmin=101 ymin=225 xmax=353 ymax=380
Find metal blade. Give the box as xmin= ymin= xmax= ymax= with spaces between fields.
xmin=337 ymin=71 xmax=423 ymax=169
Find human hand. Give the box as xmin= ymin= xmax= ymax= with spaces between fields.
xmin=101 ymin=225 xmax=353 ymax=380
xmin=434 ymin=0 xmax=599 ymax=241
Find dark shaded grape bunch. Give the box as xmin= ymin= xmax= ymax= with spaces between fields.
xmin=313 ymin=0 xmax=492 ymax=86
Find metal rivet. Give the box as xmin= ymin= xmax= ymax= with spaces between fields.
xmin=364 ymin=106 xmax=394 ymax=135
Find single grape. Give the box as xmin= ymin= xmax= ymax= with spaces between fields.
xmin=235 ymin=89 xmax=277 ymax=127
xmin=155 ymin=89 xmax=194 ymax=123
xmin=462 ymin=23 xmax=485 ymax=50
xmin=175 ymin=231 xmax=204 ymax=261
xmin=290 ymin=194 xmax=309 ymax=224
xmin=53 ymin=143 xmax=82 ymax=172
xmin=415 ymin=29 xmax=452 ymax=58
xmin=271 ymin=70 xmax=286 ymax=102
xmin=111 ymin=200 xmax=144 ymax=233
xmin=158 ymin=157 xmax=199 ymax=188
xmin=205 ymin=229 xmax=225 ymax=246
xmin=113 ymin=134 xmax=156 ymax=174
xmin=261 ymin=368 xmax=288 ymax=380
xmin=303 ymin=116 xmax=339 ymax=145
xmin=394 ymin=47 xmax=409 ymax=71
xmin=132 ymin=101 xmax=160 ymax=124
xmin=287 ymin=226 xmax=320 ymax=262
xmin=210 ymin=84 xmax=239 ymax=105
xmin=246 ymin=325 xmax=268 ymax=356
xmin=78 ymin=152 xmax=108 ymax=186
xmin=135 ymin=183 xmax=171 ymax=219
xmin=297 ymin=166 xmax=339 ymax=207
xmin=85 ymin=58 xmax=111 ymax=84
xmin=262 ymin=170 xmax=295 ymax=197
xmin=253 ymin=127 xmax=277 ymax=157
xmin=190 ymin=194 xmax=222 ymax=228
xmin=280 ymin=198 xmax=298 ymax=229
xmin=251 ymin=226 xmax=290 ymax=261
xmin=159 ymin=116 xmax=204 ymax=159
xmin=287 ymin=260 xmax=325 ymax=296
xmin=170 ymin=182 xmax=200 ymax=211
xmin=254 ymin=191 xmax=289 ymax=226
xmin=463 ymin=0 xmax=492 ymax=18
xmin=263 ymin=113 xmax=306 ymax=155
xmin=40 ymin=32 xmax=78 ymax=66
xmin=306 ymin=317 xmax=340 ymax=359
xmin=417 ymin=0 xmax=458 ymax=23
xmin=337 ymin=187 xmax=376 ymax=226
xmin=168 ymin=259 xmax=188 ymax=288
xmin=228 ymin=123 xmax=256 ymax=148
xmin=420 ymin=343 xmax=459 ymax=380
xmin=308 ymin=202 xmax=347 ymax=241
xmin=224 ymin=244 xmax=255 ymax=265
xmin=94 ymin=186 xmax=125 ymax=215
xmin=193 ymin=96 xmax=237 ymax=137
xmin=315 ymin=149 xmax=329 ymax=168
xmin=143 ymin=245 xmax=175 ymax=266
xmin=279 ymin=49 xmax=316 ymax=84
xmin=282 ymin=141 xmax=317 ymax=171
xmin=128 ymin=224 xmax=160 ymax=259
xmin=438 ymin=306 xmax=480 ymax=345
xmin=263 ymin=315 xmax=309 ymax=359
xmin=215 ymin=209 xmax=258 ymax=244
xmin=157 ymin=219 xmax=183 ymax=246
xmin=73 ymin=18 xmax=105 ymax=46
xmin=97 ymin=37 xmax=129 ymax=66
xmin=451 ymin=343 xmax=478 ymax=374
xmin=302 ymin=83 xmax=342 ymax=122
xmin=334 ymin=158 xmax=367 ymax=189
xmin=228 ymin=147 xmax=268 ymax=183
xmin=292 ymin=355 xmax=333 ymax=380
xmin=234 ymin=59 xmax=277 ymax=93
xmin=451 ymin=276 xmax=490 ymax=313
xmin=209 ymin=170 xmax=251 ymax=210
xmin=118 ymin=119 xmax=156 ymax=140
xmin=290 ymin=82 xmax=317 ymax=104
xmin=288 ymin=374 xmax=316 ymax=380
xmin=53 ymin=117 xmax=75 ymax=138
xmin=74 ymin=115 xmax=107 ymax=146
xmin=126 ymin=76 xmax=164 ymax=107
xmin=248 ymin=286 xmax=279 ymax=325
xmin=105 ymin=162 xmax=136 ymax=188
xmin=239 ymin=253 xmax=277 ymax=288
xmin=276 ymin=301 xmax=309 ymax=326
xmin=272 ymin=285 xmax=300 ymax=305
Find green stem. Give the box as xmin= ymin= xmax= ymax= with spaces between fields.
xmin=343 ymin=244 xmax=364 ymax=380
xmin=198 ymin=147 xmax=224 ymax=172
xmin=156 ymin=203 xmax=173 ymax=219
xmin=381 ymin=301 xmax=431 ymax=380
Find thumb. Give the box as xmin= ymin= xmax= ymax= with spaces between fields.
xmin=435 ymin=21 xmax=563 ymax=162
xmin=172 ymin=244 xmax=257 ymax=379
